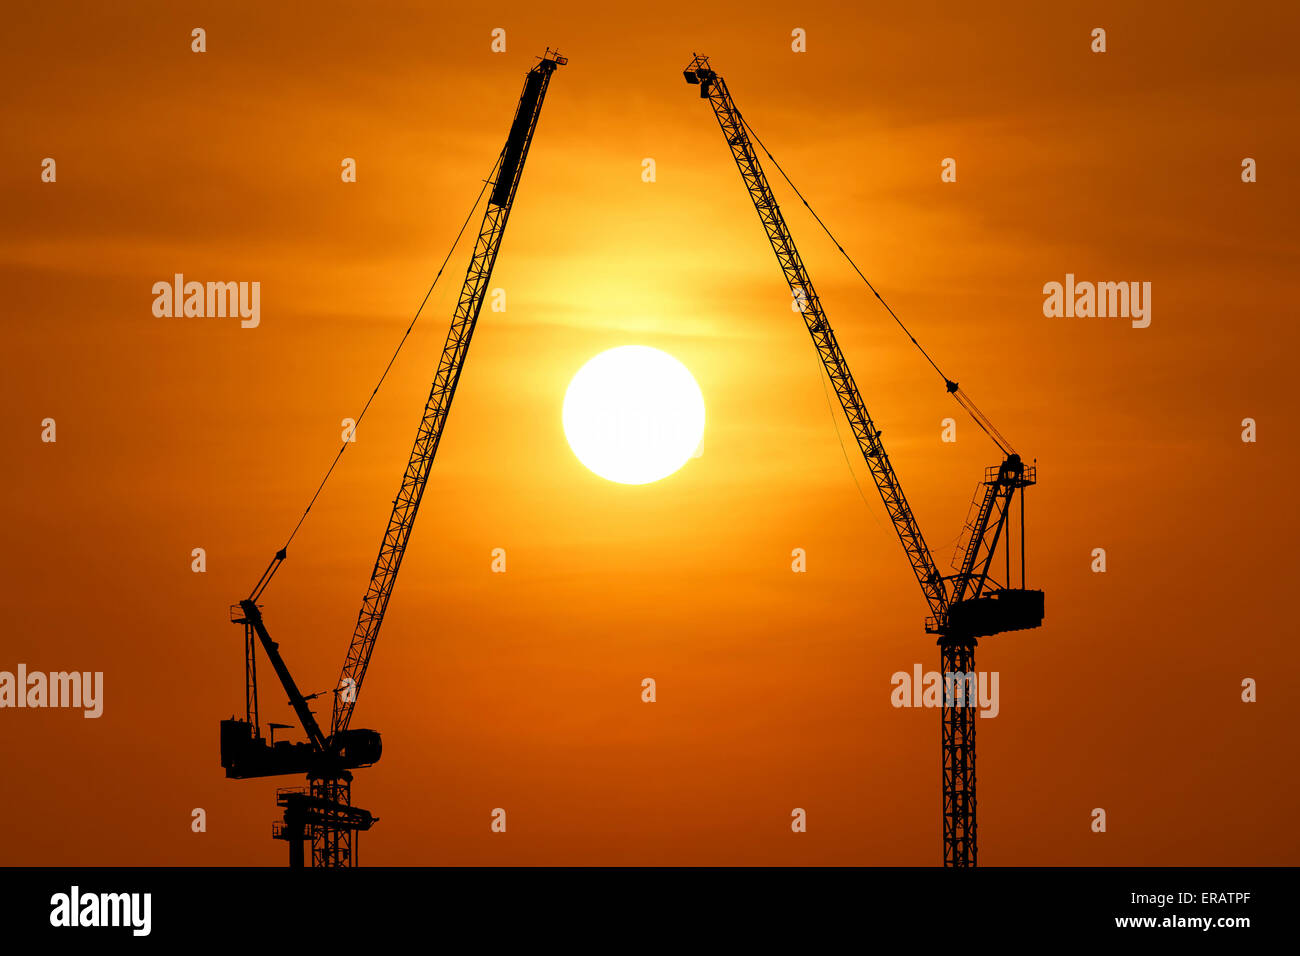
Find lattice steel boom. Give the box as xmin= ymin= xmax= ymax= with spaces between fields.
xmin=682 ymin=57 xmax=946 ymax=621
xmin=332 ymin=52 xmax=565 ymax=738
xmin=683 ymin=54 xmax=1042 ymax=868
xmin=223 ymin=50 xmax=567 ymax=870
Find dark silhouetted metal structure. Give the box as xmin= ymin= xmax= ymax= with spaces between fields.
xmin=683 ymin=54 xmax=1043 ymax=866
xmin=333 ymin=50 xmax=565 ymax=740
xmin=222 ymin=50 xmax=567 ymax=867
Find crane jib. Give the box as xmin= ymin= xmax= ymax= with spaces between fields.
xmin=223 ymin=51 xmax=567 ymax=868
xmin=492 ymin=64 xmax=552 ymax=207
xmin=682 ymin=54 xmax=1041 ymax=640
xmin=684 ymin=53 xmax=1042 ymax=869
xmin=331 ymin=53 xmax=564 ymax=739
xmin=685 ymin=59 xmax=947 ymax=623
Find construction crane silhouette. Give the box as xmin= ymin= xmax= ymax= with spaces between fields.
xmin=683 ymin=55 xmax=1044 ymax=867
xmin=220 ymin=49 xmax=568 ymax=867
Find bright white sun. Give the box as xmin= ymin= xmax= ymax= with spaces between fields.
xmin=563 ymin=345 xmax=705 ymax=485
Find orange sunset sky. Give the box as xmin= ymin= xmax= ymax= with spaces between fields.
xmin=2 ymin=1 xmax=1298 ymax=866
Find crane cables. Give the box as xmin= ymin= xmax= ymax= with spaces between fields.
xmin=248 ymin=158 xmax=502 ymax=601
xmin=738 ymin=115 xmax=1016 ymax=457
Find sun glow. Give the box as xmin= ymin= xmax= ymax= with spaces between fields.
xmin=562 ymin=345 xmax=705 ymax=485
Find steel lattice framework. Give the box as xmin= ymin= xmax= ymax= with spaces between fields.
xmin=332 ymin=57 xmax=562 ymax=740
xmin=309 ymin=775 xmax=354 ymax=868
xmin=941 ymin=640 xmax=977 ymax=866
xmin=225 ymin=52 xmax=566 ymax=871
xmin=684 ymin=54 xmax=1040 ymax=867
xmin=687 ymin=60 xmax=947 ymax=621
